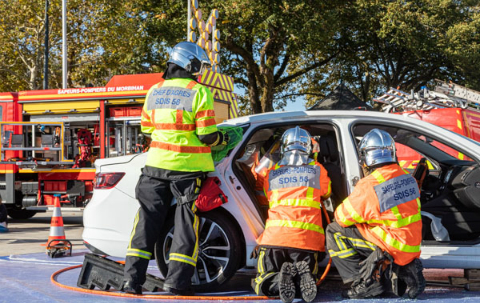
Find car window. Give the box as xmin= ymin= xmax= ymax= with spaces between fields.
xmin=351 ymin=123 xmax=476 ymax=172
xmin=395 ymin=142 xmax=439 ymax=172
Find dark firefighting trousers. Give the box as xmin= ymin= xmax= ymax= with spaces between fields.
xmin=124 ymin=171 xmax=204 ymax=290
xmin=325 ymin=222 xmax=378 ymax=283
xmin=252 ymin=247 xmax=325 ymax=297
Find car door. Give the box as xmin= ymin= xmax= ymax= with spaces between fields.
xmin=345 ymin=115 xmax=480 ymax=269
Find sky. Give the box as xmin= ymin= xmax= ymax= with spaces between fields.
xmin=283 ymin=99 xmax=308 ymax=112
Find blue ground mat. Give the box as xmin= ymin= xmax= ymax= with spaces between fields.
xmin=0 ymin=251 xmax=479 ymax=303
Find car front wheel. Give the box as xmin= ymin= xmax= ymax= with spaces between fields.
xmin=155 ymin=208 xmax=243 ymax=292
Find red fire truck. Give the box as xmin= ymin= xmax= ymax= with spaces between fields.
xmin=373 ymin=80 xmax=480 ymax=170
xmin=0 ymin=71 xmax=239 ymax=219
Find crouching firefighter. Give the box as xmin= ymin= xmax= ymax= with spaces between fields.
xmin=325 ymin=129 xmax=425 ymax=299
xmin=122 ymin=41 xmax=228 ymax=295
xmin=252 ymin=126 xmax=332 ymax=303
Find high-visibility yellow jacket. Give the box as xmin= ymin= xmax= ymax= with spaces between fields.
xmin=334 ymin=163 xmax=422 ymax=266
xmin=258 ymin=160 xmax=332 ymax=251
xmin=141 ymin=78 xmax=218 ymax=172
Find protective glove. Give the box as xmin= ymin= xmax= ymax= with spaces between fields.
xmin=358 ymin=247 xmax=386 ymax=285
xmin=250 ymin=245 xmax=260 ymax=259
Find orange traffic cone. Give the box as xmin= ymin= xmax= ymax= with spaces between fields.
xmin=43 ymin=195 xmax=66 ymax=247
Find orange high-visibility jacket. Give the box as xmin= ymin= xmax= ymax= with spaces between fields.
xmin=251 ymin=153 xmax=269 ymax=206
xmin=258 ymin=160 xmax=332 ymax=251
xmin=334 ymin=163 xmax=422 ymax=266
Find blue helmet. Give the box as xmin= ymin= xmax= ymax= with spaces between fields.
xmin=358 ymin=129 xmax=396 ymax=167
xmin=167 ymin=41 xmax=211 ymax=75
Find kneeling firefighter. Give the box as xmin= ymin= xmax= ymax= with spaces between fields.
xmin=325 ymin=129 xmax=425 ymax=299
xmin=122 ymin=41 xmax=228 ymax=295
xmin=252 ymin=126 xmax=332 ymax=303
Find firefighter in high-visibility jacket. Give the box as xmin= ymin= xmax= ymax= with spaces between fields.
xmin=325 ymin=129 xmax=425 ymax=299
xmin=122 ymin=41 xmax=227 ymax=295
xmin=252 ymin=127 xmax=331 ymax=303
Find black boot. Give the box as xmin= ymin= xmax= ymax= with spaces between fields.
xmin=342 ymin=278 xmax=384 ymax=299
xmin=400 ymin=258 xmax=426 ymax=299
xmin=390 ymin=264 xmax=407 ymax=297
xmin=122 ymin=280 xmax=142 ymax=294
xmin=295 ymin=261 xmax=317 ymax=302
xmin=279 ymin=262 xmax=296 ymax=303
xmin=163 ymin=283 xmax=195 ymax=296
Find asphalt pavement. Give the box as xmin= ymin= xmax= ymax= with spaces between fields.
xmin=0 ymin=210 xmax=85 ymax=256
xmin=0 ymin=211 xmax=479 ymax=302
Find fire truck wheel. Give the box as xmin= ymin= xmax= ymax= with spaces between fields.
xmin=155 ymin=207 xmax=243 ymax=292
xmin=7 ymin=208 xmax=37 ymax=220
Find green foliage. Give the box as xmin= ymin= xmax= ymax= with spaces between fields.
xmin=0 ymin=0 xmax=158 ymax=91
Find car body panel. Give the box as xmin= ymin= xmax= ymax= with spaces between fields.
xmin=83 ymin=110 xmax=480 ymax=269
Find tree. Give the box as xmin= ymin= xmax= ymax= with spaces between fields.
xmin=1 ymin=0 xmax=478 ymax=113
xmin=134 ymin=0 xmax=349 ymax=114
xmin=0 ymin=0 xmax=158 ymax=92
xmin=0 ymin=0 xmax=51 ymax=91
xmin=302 ymin=0 xmax=480 ymax=107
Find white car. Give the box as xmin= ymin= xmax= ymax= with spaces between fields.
xmin=83 ymin=110 xmax=480 ymax=291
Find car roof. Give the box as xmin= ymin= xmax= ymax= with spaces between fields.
xmin=222 ymin=110 xmax=425 ymax=126
xmin=221 ymin=110 xmax=480 ymax=160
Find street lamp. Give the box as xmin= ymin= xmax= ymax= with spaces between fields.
xmin=43 ymin=0 xmax=67 ymax=90
xmin=43 ymin=0 xmax=49 ymax=90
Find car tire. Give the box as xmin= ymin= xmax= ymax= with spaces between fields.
xmin=154 ymin=208 xmax=243 ymax=292
xmin=7 ymin=208 xmax=36 ymax=220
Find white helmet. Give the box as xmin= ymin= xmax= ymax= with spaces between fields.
xmin=358 ymin=129 xmax=396 ymax=167
xmin=167 ymin=41 xmax=211 ymax=75
xmin=281 ymin=126 xmax=312 ymax=156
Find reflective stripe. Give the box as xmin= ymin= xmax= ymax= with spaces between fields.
xmin=126 ymin=248 xmax=152 ymax=260
xmin=325 ymin=180 xmax=332 ymax=198
xmin=169 ymin=253 xmax=197 ymax=266
xmin=142 ymin=108 xmax=150 ymax=120
xmin=335 ymin=206 xmax=356 ymax=226
xmin=265 ymin=219 xmax=324 ymax=234
xmin=150 ymin=141 xmax=211 ymax=153
xmin=128 ymin=211 xmax=140 ymax=248
xmin=186 ymin=80 xmax=197 ymax=89
xmin=329 ymin=248 xmax=357 ymax=259
xmin=176 ymin=109 xmax=183 ymax=123
xmin=269 ymin=198 xmax=320 ymax=209
xmin=196 ymin=118 xmax=216 ymax=128
xmin=371 ymin=226 xmax=421 ymax=253
xmin=192 ymin=210 xmax=200 ymax=261
xmin=371 ymin=170 xmax=386 ymax=183
xmin=334 ymin=231 xmax=347 ymax=250
xmin=254 ymin=272 xmax=276 ymax=295
xmin=343 ymin=198 xmax=364 ymax=223
xmin=196 ymin=110 xmax=215 ymax=119
xmin=312 ymin=253 xmax=319 ymax=275
xmin=258 ymin=249 xmax=266 ymax=274
xmin=306 ymin=186 xmax=314 ymax=201
xmin=153 ymin=122 xmax=195 ymax=131
xmin=391 ymin=206 xmax=403 ymax=220
xmin=141 ymin=120 xmax=153 ymax=127
xmin=329 ymin=232 xmax=376 ymax=259
xmin=366 ymin=212 xmax=422 ymax=228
